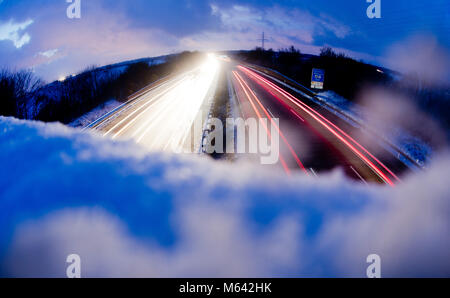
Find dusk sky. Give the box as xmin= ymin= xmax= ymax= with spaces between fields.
xmin=0 ymin=0 xmax=448 ymax=82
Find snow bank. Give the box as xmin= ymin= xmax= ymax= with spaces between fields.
xmin=317 ymin=90 xmax=433 ymax=166
xmin=0 ymin=117 xmax=448 ymax=277
xmin=69 ymin=99 xmax=122 ymax=128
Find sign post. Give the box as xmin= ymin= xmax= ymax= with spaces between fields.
xmin=311 ymin=68 xmax=325 ymax=90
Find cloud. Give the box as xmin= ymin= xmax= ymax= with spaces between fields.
xmin=0 ymin=116 xmax=449 ymax=277
xmin=105 ymin=0 xmax=221 ymax=38
xmin=177 ymin=3 xmax=358 ymax=58
xmin=0 ymin=19 xmax=33 ymax=48
xmin=212 ymin=4 xmax=351 ymax=45
xmin=0 ymin=1 xmax=180 ymax=81
xmin=38 ymin=48 xmax=58 ymax=58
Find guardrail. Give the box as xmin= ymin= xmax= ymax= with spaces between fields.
xmin=83 ymin=74 xmax=173 ymax=130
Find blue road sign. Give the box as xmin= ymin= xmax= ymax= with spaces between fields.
xmin=311 ymin=68 xmax=325 ymax=89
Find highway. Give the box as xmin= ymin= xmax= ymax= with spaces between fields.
xmin=231 ymin=64 xmax=405 ymax=185
xmin=88 ymin=55 xmax=406 ymax=186
xmin=89 ymin=55 xmax=219 ymax=153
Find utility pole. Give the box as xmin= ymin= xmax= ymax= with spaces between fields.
xmin=257 ymin=32 xmax=269 ymax=50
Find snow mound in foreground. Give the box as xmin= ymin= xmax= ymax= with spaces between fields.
xmin=0 ymin=117 xmax=448 ymax=277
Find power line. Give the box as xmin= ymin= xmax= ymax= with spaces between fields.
xmin=257 ymin=32 xmax=269 ymax=50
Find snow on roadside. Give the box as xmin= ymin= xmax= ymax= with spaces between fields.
xmin=0 ymin=116 xmax=449 ymax=277
xmin=317 ymin=91 xmax=362 ymax=121
xmin=317 ymin=90 xmax=431 ymax=166
xmin=69 ymin=99 xmax=122 ymax=128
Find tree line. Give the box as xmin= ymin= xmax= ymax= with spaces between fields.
xmin=0 ymin=51 xmax=205 ymax=124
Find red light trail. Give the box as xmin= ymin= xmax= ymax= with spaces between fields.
xmin=238 ymin=65 xmax=399 ymax=186
xmin=233 ymin=71 xmax=308 ymax=174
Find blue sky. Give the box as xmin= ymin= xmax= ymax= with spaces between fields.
xmin=0 ymin=0 xmax=449 ymax=81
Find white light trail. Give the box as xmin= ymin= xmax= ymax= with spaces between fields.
xmin=107 ymin=56 xmax=220 ymax=153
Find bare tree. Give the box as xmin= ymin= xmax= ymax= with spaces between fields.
xmin=0 ymin=69 xmax=43 ymax=118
